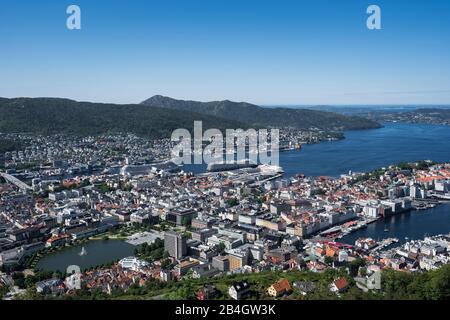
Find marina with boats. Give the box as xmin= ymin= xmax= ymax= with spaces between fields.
xmin=317 ymin=217 xmax=381 ymax=241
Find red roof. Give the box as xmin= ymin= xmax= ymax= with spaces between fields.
xmin=333 ymin=277 xmax=348 ymax=290
xmin=270 ymin=279 xmax=292 ymax=294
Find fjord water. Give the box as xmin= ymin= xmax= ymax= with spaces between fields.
xmin=185 ymin=122 xmax=450 ymax=177
xmin=37 ymin=123 xmax=450 ymax=268
xmin=283 ymin=122 xmax=450 ymax=245
xmin=281 ymin=122 xmax=450 ymax=178
xmin=340 ymin=204 xmax=450 ymax=246
xmin=187 ymin=122 xmax=450 ymax=245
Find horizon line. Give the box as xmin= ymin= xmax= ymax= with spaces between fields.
xmin=2 ymin=95 xmax=450 ymax=108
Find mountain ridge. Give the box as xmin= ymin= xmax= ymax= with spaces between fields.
xmin=0 ymin=97 xmax=249 ymax=138
xmin=0 ymin=96 xmax=382 ymax=138
xmin=141 ymin=95 xmax=382 ymax=131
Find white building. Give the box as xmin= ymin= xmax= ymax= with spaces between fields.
xmin=119 ymin=257 xmax=149 ymax=271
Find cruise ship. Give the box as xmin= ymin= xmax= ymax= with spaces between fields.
xmin=207 ymin=159 xmax=258 ymax=172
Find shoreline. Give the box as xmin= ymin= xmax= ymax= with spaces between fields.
xmin=337 ymin=202 xmax=450 ymax=249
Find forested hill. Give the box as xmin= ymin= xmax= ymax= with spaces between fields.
xmin=0 ymin=96 xmax=382 ymax=138
xmin=0 ymin=97 xmax=248 ymax=138
xmin=141 ymin=95 xmax=382 ymax=131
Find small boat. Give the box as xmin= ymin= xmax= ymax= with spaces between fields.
xmin=79 ymin=247 xmax=88 ymax=256
xmin=384 ymin=228 xmax=389 ymax=232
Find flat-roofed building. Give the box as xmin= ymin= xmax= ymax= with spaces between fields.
xmin=164 ymin=231 xmax=187 ymax=259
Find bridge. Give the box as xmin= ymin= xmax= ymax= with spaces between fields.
xmin=0 ymin=172 xmax=33 ymax=191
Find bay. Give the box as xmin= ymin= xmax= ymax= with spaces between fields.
xmin=281 ymin=122 xmax=450 ymax=178
xmin=185 ymin=122 xmax=450 ymax=245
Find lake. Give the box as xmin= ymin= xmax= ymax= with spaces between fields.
xmin=36 ymin=240 xmax=135 ymax=272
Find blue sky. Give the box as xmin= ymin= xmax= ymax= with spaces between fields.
xmin=1 ymin=0 xmax=449 ymax=105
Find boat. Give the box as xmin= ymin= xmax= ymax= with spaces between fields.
xmin=79 ymin=247 xmax=88 ymax=256
xmin=207 ymin=159 xmax=257 ymax=172
xmin=384 ymin=228 xmax=389 ymax=232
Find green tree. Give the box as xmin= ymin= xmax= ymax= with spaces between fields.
xmin=226 ymin=198 xmax=239 ymax=207
xmin=324 ymin=256 xmax=334 ymax=265
xmin=215 ymin=242 xmax=226 ymax=254
xmin=161 ymin=259 xmax=171 ymax=269
xmin=0 ymin=285 xmax=9 ymax=299
xmin=13 ymin=272 xmax=25 ymax=289
xmin=349 ymin=258 xmax=366 ymax=277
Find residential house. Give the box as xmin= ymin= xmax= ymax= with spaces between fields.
xmin=228 ymin=281 xmax=251 ymax=300
xmin=293 ymin=281 xmax=316 ymax=296
xmin=267 ymin=278 xmax=292 ymax=297
xmin=329 ymin=277 xmax=349 ymax=293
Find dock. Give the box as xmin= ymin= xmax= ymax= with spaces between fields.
xmin=372 ymin=238 xmax=399 ymax=252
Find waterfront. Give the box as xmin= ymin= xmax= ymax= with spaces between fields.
xmin=36 ymin=240 xmax=135 ymax=272
xmin=340 ymin=204 xmax=450 ymax=246
xmin=281 ymin=122 xmax=450 ymax=178
xmin=184 ymin=122 xmax=450 ymax=246
xmin=185 ymin=122 xmax=450 ymax=178
xmin=4 ymin=123 xmax=450 ymax=292
xmin=289 ymin=122 xmax=450 ymax=246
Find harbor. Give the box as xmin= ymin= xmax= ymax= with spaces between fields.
xmin=371 ymin=238 xmax=399 ymax=252
xmin=314 ymin=200 xmax=450 ymax=252
xmin=340 ymin=203 xmax=450 ymax=246
xmin=317 ymin=217 xmax=381 ymax=241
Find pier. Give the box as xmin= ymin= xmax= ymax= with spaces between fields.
xmin=372 ymin=238 xmax=399 ymax=252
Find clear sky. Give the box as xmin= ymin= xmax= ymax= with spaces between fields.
xmin=1 ymin=0 xmax=450 ymax=105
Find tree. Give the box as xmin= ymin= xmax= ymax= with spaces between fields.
xmin=13 ymin=272 xmax=25 ymax=289
xmin=422 ymin=264 xmax=450 ymax=300
xmin=349 ymin=258 xmax=366 ymax=277
xmin=382 ymin=269 xmax=414 ymax=299
xmin=0 ymin=285 xmax=9 ymax=299
xmin=16 ymin=287 xmax=44 ymax=300
xmin=397 ymin=162 xmax=413 ymax=170
xmin=161 ymin=259 xmax=171 ymax=269
xmin=215 ymin=243 xmax=226 ymax=254
xmin=152 ymin=247 xmax=164 ymax=260
xmin=226 ymin=198 xmax=239 ymax=207
xmin=324 ymin=256 xmax=334 ymax=265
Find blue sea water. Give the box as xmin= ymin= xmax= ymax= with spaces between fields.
xmin=185 ymin=122 xmax=450 ymax=178
xmin=185 ymin=122 xmax=450 ymax=245
xmin=36 ymin=123 xmax=450 ymax=266
xmin=281 ymin=122 xmax=450 ymax=178
xmin=340 ymin=204 xmax=450 ymax=246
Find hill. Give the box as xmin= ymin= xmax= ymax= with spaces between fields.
xmin=365 ymin=107 xmax=450 ymax=126
xmin=0 ymin=97 xmax=248 ymax=138
xmin=141 ymin=95 xmax=382 ymax=131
